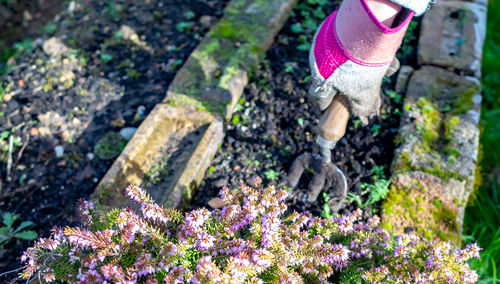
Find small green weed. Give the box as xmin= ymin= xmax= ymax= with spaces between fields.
xmin=43 ymin=23 xmax=57 ymax=34
xmin=0 ymin=212 xmax=38 ymax=249
xmin=385 ymin=90 xmax=402 ymax=104
xmin=346 ymin=165 xmax=391 ymax=208
xmin=264 ymin=169 xmax=279 ymax=181
xmin=144 ymin=158 xmax=171 ymax=185
xmin=176 ymin=22 xmax=194 ymax=33
xmin=100 ymin=53 xmax=113 ymax=63
xmin=321 ymin=192 xmax=333 ymax=219
xmin=0 ymin=130 xmax=22 ymax=162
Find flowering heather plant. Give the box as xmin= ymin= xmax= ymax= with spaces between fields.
xmin=20 ymin=178 xmax=480 ymax=283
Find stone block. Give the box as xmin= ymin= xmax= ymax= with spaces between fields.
xmin=92 ymin=105 xmax=223 ymax=209
xmin=395 ymin=65 xmax=414 ymax=93
xmin=165 ymin=0 xmax=297 ymax=121
xmin=418 ymin=1 xmax=486 ymax=77
xmin=443 ymin=0 xmax=487 ymax=7
xmin=382 ymin=171 xmax=467 ymax=246
xmin=393 ymin=67 xmax=481 ymax=188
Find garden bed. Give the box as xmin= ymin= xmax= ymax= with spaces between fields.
xmin=190 ymin=0 xmax=421 ymax=216
xmin=0 ymin=0 xmax=229 ymax=280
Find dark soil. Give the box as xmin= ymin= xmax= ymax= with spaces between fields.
xmin=190 ymin=1 xmax=420 ymax=217
xmin=0 ymin=0 xmax=64 ymax=48
xmin=0 ymin=0 xmax=228 ymax=282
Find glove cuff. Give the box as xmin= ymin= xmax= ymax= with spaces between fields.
xmin=389 ymin=0 xmax=432 ymax=16
xmin=336 ymin=0 xmax=414 ymax=65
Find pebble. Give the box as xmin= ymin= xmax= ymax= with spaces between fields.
xmin=68 ymin=1 xmax=76 ymax=12
xmin=38 ymin=127 xmax=51 ymax=136
xmin=207 ymin=197 xmax=225 ymax=209
xmin=120 ymin=127 xmax=137 ymax=140
xmin=30 ymin=127 xmax=39 ymax=136
xmin=54 ymin=145 xmax=64 ymax=158
xmin=199 ymin=15 xmax=214 ymax=29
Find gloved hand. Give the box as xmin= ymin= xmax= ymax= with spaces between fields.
xmin=309 ymin=0 xmax=426 ymax=125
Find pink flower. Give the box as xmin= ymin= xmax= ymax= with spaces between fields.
xmin=196 ymin=231 xmax=216 ymax=251
xmin=185 ymin=208 xmax=210 ymax=229
xmin=43 ymin=268 xmax=55 ymax=282
xmin=252 ymin=249 xmax=274 ymax=268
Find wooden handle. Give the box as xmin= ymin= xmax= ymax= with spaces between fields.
xmin=318 ymin=95 xmax=350 ymax=142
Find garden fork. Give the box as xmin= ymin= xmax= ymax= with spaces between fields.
xmin=288 ymin=95 xmax=349 ymax=207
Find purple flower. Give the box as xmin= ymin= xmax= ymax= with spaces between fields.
xmin=196 ymin=231 xmax=216 ymax=251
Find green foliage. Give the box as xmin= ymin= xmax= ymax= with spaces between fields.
xmin=371 ymin=123 xmax=381 ymax=135
xmin=43 ymin=23 xmax=57 ymax=34
xmin=385 ymin=90 xmax=402 ymax=104
xmin=183 ymin=11 xmax=196 ymax=20
xmin=0 ymin=82 xmax=4 ymax=103
xmin=346 ymin=166 xmax=391 ymax=208
xmin=463 ymin=0 xmax=500 ymax=282
xmin=297 ymin=117 xmax=304 ymax=127
xmin=321 ymin=192 xmax=333 ymax=219
xmin=292 ymin=0 xmax=330 ymax=52
xmin=144 ymin=156 xmax=171 ymax=185
xmin=100 ymin=53 xmax=113 ymax=63
xmin=0 ymin=212 xmax=37 ymax=248
xmin=231 ymin=114 xmax=241 ymax=124
xmin=105 ymin=1 xmax=120 ymax=20
xmin=176 ymin=21 xmax=194 ymax=33
xmin=264 ymin=169 xmax=279 ymax=181
xmin=397 ymin=20 xmax=418 ymax=60
xmin=0 ymin=130 xmax=22 ymax=162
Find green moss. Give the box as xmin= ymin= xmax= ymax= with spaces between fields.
xmin=416 ymin=97 xmax=441 ymax=146
xmin=394 ymin=97 xmax=463 ymax=181
xmin=165 ymin=94 xmax=227 ymax=115
xmin=383 ymin=181 xmax=460 ymax=244
xmin=452 ymin=85 xmax=480 ymax=114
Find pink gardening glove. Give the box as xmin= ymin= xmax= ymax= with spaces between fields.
xmin=309 ymin=0 xmax=426 ymax=124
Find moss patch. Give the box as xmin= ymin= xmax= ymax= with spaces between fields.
xmin=393 ymin=96 xmax=462 ymax=181
xmin=382 ymin=172 xmax=461 ymax=245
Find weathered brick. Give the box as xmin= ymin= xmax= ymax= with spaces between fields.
xmin=418 ymin=1 xmax=486 ymax=77
xmin=92 ymin=105 xmax=223 ymax=208
xmin=393 ymin=66 xmax=481 ymax=186
xmin=443 ymin=0 xmax=487 ymax=7
xmin=382 ymin=171 xmax=467 ymax=246
xmin=165 ymin=0 xmax=297 ymax=121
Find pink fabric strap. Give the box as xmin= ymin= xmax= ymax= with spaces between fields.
xmin=335 ymin=0 xmax=414 ymax=64
xmin=313 ymin=12 xmax=349 ymax=79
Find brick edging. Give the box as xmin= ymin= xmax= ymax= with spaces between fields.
xmin=382 ymin=0 xmax=487 ymax=246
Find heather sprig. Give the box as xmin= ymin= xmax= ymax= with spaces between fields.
xmin=20 ymin=180 xmax=480 ymax=283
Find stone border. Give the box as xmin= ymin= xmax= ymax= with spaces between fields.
xmin=382 ymin=0 xmax=487 ymax=246
xmin=91 ymin=0 xmax=297 ymax=208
